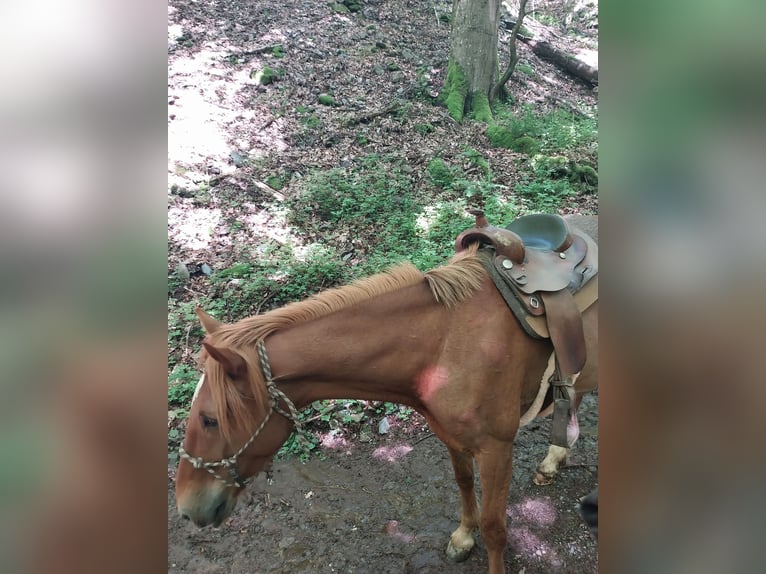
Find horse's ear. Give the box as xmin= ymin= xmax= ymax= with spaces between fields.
xmin=202 ymin=341 xmax=247 ymax=378
xmin=196 ymin=307 xmax=222 ymax=334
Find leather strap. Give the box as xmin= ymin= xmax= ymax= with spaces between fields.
xmin=539 ymin=289 xmax=586 ymax=377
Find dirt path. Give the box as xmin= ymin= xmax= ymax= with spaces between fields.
xmin=168 ymin=395 xmax=597 ymax=573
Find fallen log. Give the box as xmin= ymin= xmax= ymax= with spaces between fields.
xmin=524 ymin=39 xmax=598 ymax=85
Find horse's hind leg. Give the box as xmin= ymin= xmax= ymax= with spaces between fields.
xmin=445 ymin=447 xmax=480 ymax=562
xmin=534 ymin=393 xmax=584 ymax=485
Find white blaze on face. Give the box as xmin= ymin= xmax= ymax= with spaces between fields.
xmin=191 ymin=373 xmax=206 ymax=405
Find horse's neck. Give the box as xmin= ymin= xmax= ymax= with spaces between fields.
xmin=264 ymin=282 xmax=444 ymax=408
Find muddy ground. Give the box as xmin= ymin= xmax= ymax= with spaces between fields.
xmin=168 ymin=394 xmax=597 ymax=573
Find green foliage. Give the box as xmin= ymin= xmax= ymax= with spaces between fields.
xmin=266 ymin=175 xmax=287 ymax=190
xmin=318 ymin=93 xmax=335 ymax=106
xmin=332 ymin=2 xmax=350 ymax=13
xmin=414 ymin=122 xmax=434 ymax=135
xmin=492 ymin=105 xmax=598 ymax=155
xmin=427 ymin=157 xmax=458 ymax=188
xmin=288 ymin=154 xmax=421 ymax=260
xmin=271 ymin=45 xmax=285 ymax=58
xmin=343 ymin=0 xmax=362 ymax=13
xmin=459 ymin=146 xmax=491 ymax=177
xmin=511 ymin=135 xmax=540 ymax=155
xmin=168 ymin=364 xmax=199 ymax=406
xmin=251 ymin=66 xmax=279 ymax=85
xmin=514 ymin=178 xmax=578 ymax=212
xmin=517 ymin=63 xmax=534 ymax=76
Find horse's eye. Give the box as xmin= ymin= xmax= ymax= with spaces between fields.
xmin=200 ymin=414 xmax=218 ymax=429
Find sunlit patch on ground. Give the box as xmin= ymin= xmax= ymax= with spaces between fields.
xmin=167 ymin=206 xmax=222 ymax=250
xmin=508 ymin=527 xmax=563 ymax=569
xmin=319 ymin=430 xmax=350 ymax=451
xmin=507 ymin=496 xmax=557 ymax=526
xmin=384 ymin=519 xmax=417 ymax=543
xmin=372 ymin=444 xmax=413 ymax=463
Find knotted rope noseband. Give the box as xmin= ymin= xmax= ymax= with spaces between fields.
xmin=178 ymin=340 xmax=306 ymax=488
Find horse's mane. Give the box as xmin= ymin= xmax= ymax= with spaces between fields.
xmin=204 ymin=245 xmax=485 ymax=439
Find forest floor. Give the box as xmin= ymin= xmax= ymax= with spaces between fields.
xmin=168 ymin=0 xmax=598 ymax=571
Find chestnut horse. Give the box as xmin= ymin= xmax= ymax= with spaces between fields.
xmin=175 ymin=216 xmax=598 ymax=574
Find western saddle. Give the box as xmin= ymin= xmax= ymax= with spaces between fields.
xmin=455 ymin=211 xmax=598 ymax=446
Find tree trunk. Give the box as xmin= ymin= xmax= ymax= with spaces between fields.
xmin=442 ymin=0 xmax=501 ymax=122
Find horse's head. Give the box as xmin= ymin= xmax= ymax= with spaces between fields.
xmin=175 ymin=309 xmax=293 ymax=528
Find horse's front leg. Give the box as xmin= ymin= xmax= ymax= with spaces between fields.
xmin=534 ymin=393 xmax=584 ymax=485
xmin=445 ymin=447 xmax=480 ymax=562
xmin=476 ymin=440 xmax=515 ymax=574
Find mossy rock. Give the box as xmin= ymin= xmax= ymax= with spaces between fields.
xmin=318 ymin=93 xmax=336 ymax=106
xmin=572 ymin=163 xmax=598 ymax=184
xmin=511 ymin=135 xmax=540 ymax=155
xmin=251 ymin=66 xmax=278 ymax=85
xmin=486 ymin=125 xmax=515 ymax=148
xmin=534 ymin=155 xmax=572 ymax=177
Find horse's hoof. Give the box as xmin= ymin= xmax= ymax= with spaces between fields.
xmin=446 ymin=539 xmax=474 ymax=562
xmin=533 ymin=470 xmax=556 ymax=486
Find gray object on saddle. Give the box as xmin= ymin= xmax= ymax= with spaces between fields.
xmin=506 ymin=213 xmax=573 ymax=251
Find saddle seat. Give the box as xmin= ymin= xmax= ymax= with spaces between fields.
xmin=456 ymin=211 xmax=597 ymax=295
xmin=507 ymin=212 xmax=573 ymax=251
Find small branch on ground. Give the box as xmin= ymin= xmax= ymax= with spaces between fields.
xmin=346 ymin=102 xmax=400 ymax=126
xmin=253 ymin=180 xmax=286 ymax=201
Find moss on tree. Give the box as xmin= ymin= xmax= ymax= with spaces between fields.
xmin=470 ymin=92 xmax=493 ymax=123
xmin=441 ymin=59 xmax=468 ymax=122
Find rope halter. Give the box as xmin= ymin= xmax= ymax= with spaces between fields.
xmin=178 ymin=340 xmax=307 ymax=488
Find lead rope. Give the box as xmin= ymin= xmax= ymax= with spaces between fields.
xmin=257 ymin=340 xmax=313 ymax=459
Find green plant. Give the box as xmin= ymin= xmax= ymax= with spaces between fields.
xmin=517 ymin=63 xmax=534 ymax=76
xmin=288 ymin=155 xmax=421 ymax=260
xmin=414 ymin=122 xmax=434 ymax=135
xmin=318 ymin=93 xmax=335 ymax=106
xmin=427 ymin=157 xmax=458 ymax=188
xmin=168 ymin=364 xmax=199 ymax=406
xmin=515 ymin=178 xmax=578 ymax=212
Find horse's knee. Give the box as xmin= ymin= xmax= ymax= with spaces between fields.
xmin=480 ymin=515 xmax=508 ymax=551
